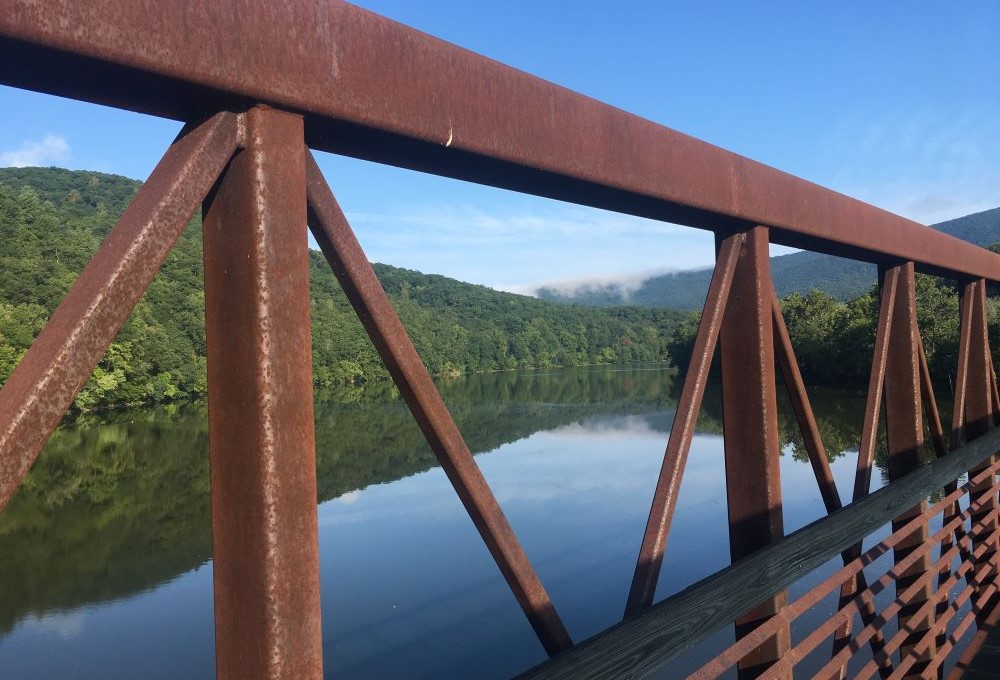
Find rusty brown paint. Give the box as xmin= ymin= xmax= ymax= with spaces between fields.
xmin=918 ymin=334 xmax=948 ymax=459
xmin=0 ymin=111 xmax=239 ymax=511
xmin=882 ymin=262 xmax=934 ymax=676
xmin=718 ymin=227 xmax=790 ymax=678
xmin=770 ymin=291 xmax=841 ymax=514
xmin=832 ymin=267 xmax=898 ymax=673
xmin=202 ymin=107 xmax=323 ymax=680
xmin=990 ymin=352 xmax=1000 ymax=426
xmin=965 ymin=281 xmax=994 ymax=439
xmin=624 ymin=233 xmax=743 ymax=618
xmin=774 ymin=287 xmax=891 ymax=674
xmin=854 ymin=266 xmax=899 ymax=502
xmin=962 ymin=280 xmax=999 ymax=626
xmin=0 ymin=2 xmax=998 ymax=677
xmin=4 ymin=2 xmax=1000 ymax=282
xmin=303 ymin=152 xmax=572 ymax=656
xmin=952 ymin=286 xmax=975 ymax=450
xmin=921 ymin=329 xmax=971 ymax=649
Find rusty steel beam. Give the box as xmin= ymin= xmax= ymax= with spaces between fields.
xmin=965 ymin=281 xmax=995 ymax=439
xmin=882 ymin=262 xmax=934 ymax=676
xmin=831 ymin=266 xmax=899 ymax=676
xmin=718 ymin=227 xmax=789 ymax=679
xmin=203 ymin=107 xmax=323 ymax=680
xmin=624 ymin=233 xmax=743 ymax=618
xmin=854 ymin=266 xmax=899 ymax=502
xmin=303 ymin=153 xmax=572 ymax=656
xmin=918 ymin=334 xmax=948 ymax=459
xmin=0 ymin=111 xmax=239 ymax=511
xmin=3 ymin=2 xmax=1000 ymax=281
xmin=771 ymin=291 xmax=841 ymax=514
xmin=952 ymin=287 xmax=975 ymax=450
xmin=921 ymin=330 xmax=972 ymax=649
xmin=771 ymin=289 xmax=892 ymax=676
xmin=962 ymin=280 xmax=999 ymax=625
xmin=986 ymin=349 xmax=1000 ymax=427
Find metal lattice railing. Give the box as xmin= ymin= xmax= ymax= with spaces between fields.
xmin=1 ymin=2 xmax=998 ymax=678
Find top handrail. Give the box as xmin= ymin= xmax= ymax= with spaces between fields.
xmin=2 ymin=0 xmax=999 ymax=281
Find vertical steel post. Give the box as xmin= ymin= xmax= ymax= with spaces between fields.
xmin=203 ymin=107 xmax=323 ymax=680
xmin=718 ymin=226 xmax=790 ymax=679
xmin=882 ymin=262 xmax=934 ymax=676
xmin=962 ymin=279 xmax=998 ymax=621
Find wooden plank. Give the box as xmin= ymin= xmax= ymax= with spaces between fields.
xmin=515 ymin=425 xmax=1000 ymax=680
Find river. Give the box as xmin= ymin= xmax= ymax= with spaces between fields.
xmin=0 ymin=364 xmax=899 ymax=679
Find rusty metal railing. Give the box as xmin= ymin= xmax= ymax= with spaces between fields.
xmin=1 ymin=1 xmax=999 ymax=679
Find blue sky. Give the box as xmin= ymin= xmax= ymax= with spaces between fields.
xmin=1 ymin=1 xmax=998 ymax=293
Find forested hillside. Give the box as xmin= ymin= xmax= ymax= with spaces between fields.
xmin=538 ymin=207 xmax=1000 ymax=310
xmin=668 ymin=274 xmax=1000 ymax=391
xmin=0 ymin=167 xmax=682 ymax=411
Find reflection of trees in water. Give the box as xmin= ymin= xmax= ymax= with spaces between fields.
xmin=315 ymin=365 xmax=678 ymax=502
xmin=0 ymin=405 xmax=212 ymax=634
xmin=0 ymin=365 xmax=676 ymax=633
xmin=683 ymin=379 xmax=917 ymax=470
xmin=0 ymin=364 xmax=933 ymax=635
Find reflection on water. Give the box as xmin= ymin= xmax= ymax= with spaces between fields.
xmin=0 ymin=365 xmax=890 ymax=679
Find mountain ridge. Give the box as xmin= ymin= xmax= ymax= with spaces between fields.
xmin=537 ymin=207 xmax=1000 ymax=310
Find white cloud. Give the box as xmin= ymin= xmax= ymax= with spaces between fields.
xmin=25 ymin=611 xmax=86 ymax=639
xmin=342 ymin=202 xmax=716 ymax=290
xmin=505 ymin=267 xmax=679 ymax=298
xmin=336 ymin=489 xmax=363 ymax=505
xmin=0 ymin=134 xmax=71 ymax=167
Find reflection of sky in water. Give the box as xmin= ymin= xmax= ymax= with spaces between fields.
xmin=0 ymin=380 xmax=880 ymax=680
xmin=317 ymin=413 xmax=867 ymax=679
xmin=0 ymin=565 xmax=215 ymax=679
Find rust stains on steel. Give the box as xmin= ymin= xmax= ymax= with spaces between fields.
xmin=854 ymin=266 xmax=899 ymax=503
xmin=203 ymin=107 xmax=324 ymax=680
xmin=833 ymin=266 xmax=901 ymax=675
xmin=959 ymin=280 xmax=1000 ymax=628
xmin=303 ymin=152 xmax=572 ymax=656
xmin=0 ymin=112 xmax=240 ymax=511
xmin=625 ymin=232 xmax=742 ymax=617
xmin=882 ymin=262 xmax=935 ymax=676
xmin=717 ymin=227 xmax=790 ymax=678
xmin=771 ymin=291 xmax=841 ymax=514
xmin=3 ymin=1 xmax=1000 ymax=280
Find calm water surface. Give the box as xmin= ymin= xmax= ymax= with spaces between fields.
xmin=0 ymin=365 xmax=897 ymax=679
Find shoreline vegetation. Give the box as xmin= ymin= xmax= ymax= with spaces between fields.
xmin=1 ymin=167 xmax=997 ymax=416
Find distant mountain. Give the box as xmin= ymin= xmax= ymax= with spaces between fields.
xmin=537 ymin=207 xmax=1000 ymax=311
